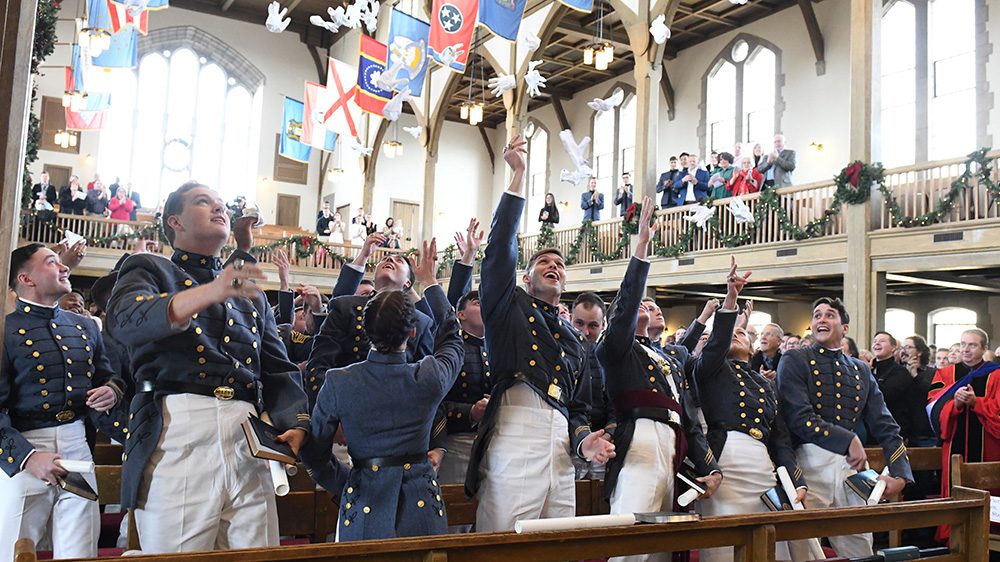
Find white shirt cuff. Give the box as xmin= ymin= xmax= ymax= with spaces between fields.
xmin=345 ymin=263 xmax=365 ymax=273
xmin=504 ymin=190 xmax=525 ymax=199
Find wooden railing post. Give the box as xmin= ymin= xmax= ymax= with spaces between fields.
xmin=13 ymin=538 xmax=37 ymax=562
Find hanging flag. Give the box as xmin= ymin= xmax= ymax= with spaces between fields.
xmin=280 ymin=97 xmax=313 ymax=162
xmin=356 ymin=35 xmax=393 ymax=116
xmin=304 ymin=83 xmax=339 ymax=152
xmin=64 ymin=67 xmax=106 ymax=131
xmin=387 ymin=9 xmax=430 ymax=95
xmin=107 ymin=0 xmax=149 ymax=34
xmin=70 ymin=44 xmax=112 ymax=111
xmin=428 ymin=0 xmax=478 ymax=73
xmin=555 ymin=0 xmax=592 ymax=12
xmin=88 ymin=0 xmax=138 ymax=68
xmin=323 ymin=57 xmax=361 ymax=138
xmin=109 ymin=0 xmax=169 ymax=10
xmin=478 ymin=0 xmax=527 ymax=41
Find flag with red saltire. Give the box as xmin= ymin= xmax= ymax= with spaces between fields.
xmin=323 ymin=57 xmax=361 ymax=138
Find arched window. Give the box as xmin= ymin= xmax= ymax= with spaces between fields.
xmin=702 ymin=37 xmax=780 ymax=154
xmin=524 ymin=121 xmax=549 ymax=233
xmin=884 ymin=308 xmax=916 ymax=342
xmin=590 ymin=85 xmax=635 ymax=196
xmin=928 ymin=307 xmax=977 ymax=347
xmin=97 ymin=38 xmax=264 ymax=209
xmin=878 ymin=0 xmax=979 ymax=165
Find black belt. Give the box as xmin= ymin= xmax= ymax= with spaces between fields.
xmin=709 ymin=423 xmax=767 ymax=441
xmin=13 ymin=406 xmax=86 ymax=423
xmin=138 ymin=379 xmax=260 ymax=404
xmin=350 ymin=453 xmax=427 ymax=470
xmin=624 ymin=407 xmax=681 ymax=426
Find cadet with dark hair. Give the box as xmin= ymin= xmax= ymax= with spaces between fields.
xmin=571 ymin=292 xmax=612 ymax=480
xmin=469 ymin=135 xmax=615 ymax=532
xmin=778 ymin=297 xmax=912 ymax=559
xmin=301 ymin=239 xmax=464 ymax=540
xmin=1 ymin=243 xmax=127 ymax=562
xmin=106 ymin=182 xmax=310 ymax=553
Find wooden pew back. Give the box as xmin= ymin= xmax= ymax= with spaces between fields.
xmin=866 ymin=446 xmax=942 ymax=472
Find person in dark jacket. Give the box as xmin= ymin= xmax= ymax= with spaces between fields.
xmin=538 ymin=192 xmax=560 ymax=226
xmin=570 ymin=292 xmax=612 ymax=480
xmin=58 ymin=176 xmax=87 ymax=215
xmin=301 ymin=240 xmax=463 ymax=540
xmin=84 ymin=182 xmax=110 ymax=216
xmin=31 ymin=172 xmax=57 ymax=206
xmin=614 ymin=173 xmax=633 ymax=217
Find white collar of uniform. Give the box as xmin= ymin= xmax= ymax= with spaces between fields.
xmin=18 ymin=297 xmax=58 ymax=309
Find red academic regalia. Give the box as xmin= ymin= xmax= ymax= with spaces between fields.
xmin=927 ymin=363 xmax=1000 ymax=540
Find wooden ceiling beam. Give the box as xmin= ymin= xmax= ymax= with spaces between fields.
xmin=797 ymin=0 xmax=825 ymax=75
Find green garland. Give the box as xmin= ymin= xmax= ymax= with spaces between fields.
xmin=536 ymin=222 xmax=555 ymax=250
xmin=23 ymin=0 xmax=61 ymax=207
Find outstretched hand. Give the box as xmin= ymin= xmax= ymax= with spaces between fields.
xmin=581 ymin=429 xmax=616 ymax=463
xmin=455 ymin=218 xmax=484 ymax=265
xmin=503 ymin=134 xmax=528 ymax=176
xmin=635 ymin=196 xmax=655 ymax=259
xmin=412 ymin=238 xmax=439 ymax=288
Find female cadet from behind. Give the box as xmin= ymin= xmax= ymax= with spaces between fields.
xmin=301 ymin=239 xmax=464 ymax=540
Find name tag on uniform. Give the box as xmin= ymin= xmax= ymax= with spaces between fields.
xmin=547 ymin=384 xmax=562 ymax=401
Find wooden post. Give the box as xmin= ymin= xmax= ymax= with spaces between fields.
xmin=13 ymin=538 xmax=37 ymax=562
xmin=843 ymin=0 xmax=876 ymax=344
xmin=627 ymin=23 xmax=661 ymax=205
xmin=0 ymin=0 xmax=39 ymax=323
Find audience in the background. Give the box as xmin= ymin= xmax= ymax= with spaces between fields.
xmin=539 ymin=192 xmax=560 ymax=226
xmin=580 ymin=177 xmax=605 ymax=221
xmin=614 ymin=173 xmax=633 ymax=217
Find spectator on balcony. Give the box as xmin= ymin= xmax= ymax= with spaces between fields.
xmin=33 ymin=191 xmax=54 ymax=212
xmin=656 ymin=156 xmax=681 ymax=207
xmin=708 ymin=152 xmax=736 ymax=200
xmin=328 ymin=213 xmax=346 ymax=245
xmin=85 ymin=182 xmax=111 ymax=217
xmin=365 ymin=214 xmax=377 ymax=237
xmin=706 ymin=150 xmax=719 ymax=173
xmin=31 ymin=172 xmax=57 ymax=207
xmin=731 ymin=143 xmax=745 ymax=168
xmin=671 ymin=152 xmax=710 ymax=206
xmin=752 ymin=143 xmax=764 ymax=168
xmin=316 ymin=201 xmax=334 ymax=237
xmin=538 ymin=192 xmax=560 ymax=226
xmin=757 ymin=134 xmax=796 ymax=189
xmin=108 ymin=186 xmax=135 ymax=221
xmin=125 ymin=182 xmax=141 ymax=221
xmin=729 ymin=157 xmax=764 ymax=196
xmin=580 ymin=177 xmax=605 ymax=222
xmin=381 ymin=217 xmax=402 ymax=249
xmin=614 ymin=173 xmax=633 ymax=217
xmin=86 ymin=173 xmax=100 ymax=190
xmin=58 ymin=176 xmax=87 ymax=215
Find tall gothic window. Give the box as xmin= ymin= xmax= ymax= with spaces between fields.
xmin=96 ymin=45 xmax=264 ymax=208
xmin=704 ymin=37 xmax=779 ymax=154
xmin=591 ymin=85 xmax=635 ymax=196
xmin=524 ymin=120 xmax=549 ymax=233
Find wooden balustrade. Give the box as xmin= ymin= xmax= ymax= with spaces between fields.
xmin=18 ymin=152 xmax=1000 ymax=276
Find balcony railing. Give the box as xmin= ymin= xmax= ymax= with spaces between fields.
xmin=19 ymin=151 xmax=1000 ymax=279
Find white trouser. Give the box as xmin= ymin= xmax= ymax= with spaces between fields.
xmin=439 ymin=433 xmax=475 ymax=485
xmin=476 ymin=383 xmax=574 ymax=532
xmin=609 ymin=418 xmax=676 ymax=562
xmin=0 ymin=421 xmax=98 ymax=561
xmin=134 ymin=394 xmax=279 ymax=553
xmin=787 ymin=443 xmax=872 ymax=560
xmin=698 ymin=431 xmax=791 ymax=562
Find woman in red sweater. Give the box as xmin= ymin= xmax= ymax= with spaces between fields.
xmin=108 ymin=186 xmax=135 ymax=220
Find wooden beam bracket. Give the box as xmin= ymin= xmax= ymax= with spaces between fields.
xmin=551 ymin=97 xmax=571 ymax=131
xmin=798 ymin=0 xmax=826 ymax=76
xmin=478 ymin=124 xmax=496 ymax=173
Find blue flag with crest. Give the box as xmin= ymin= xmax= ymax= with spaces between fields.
xmin=387 ymin=9 xmax=430 ymax=95
xmin=479 ymin=0 xmax=527 ymax=41
xmin=280 ymin=97 xmax=312 ymax=163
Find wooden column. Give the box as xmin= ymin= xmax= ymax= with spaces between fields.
xmin=0 ymin=0 xmax=40 ymax=320
xmin=844 ymin=0 xmax=876 ymax=344
xmin=631 ymin=50 xmax=662 ymax=204
xmin=421 ymin=150 xmax=437 ymax=242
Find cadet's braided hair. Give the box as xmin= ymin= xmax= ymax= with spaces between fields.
xmin=363 ymin=290 xmax=416 ymax=352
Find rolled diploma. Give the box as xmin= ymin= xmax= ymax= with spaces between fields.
xmin=777 ymin=466 xmax=823 ymax=559
xmin=677 ymin=487 xmax=700 ymax=507
xmin=259 ymin=411 xmax=291 ymax=497
xmin=868 ymin=467 xmax=890 ymax=505
xmin=515 ymin=514 xmax=637 ymax=534
xmin=54 ymin=459 xmax=95 ymax=473
xmin=776 ymin=466 xmax=802 ymax=510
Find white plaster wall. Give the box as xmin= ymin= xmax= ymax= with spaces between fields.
xmin=986 ymin=0 xmax=999 ymax=148
xmin=30 ymin=0 xmax=323 ymax=231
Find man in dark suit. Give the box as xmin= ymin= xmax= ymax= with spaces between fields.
xmin=31 ymin=172 xmax=57 ymax=206
xmin=127 ymin=182 xmax=141 ymax=221
xmin=671 ymin=152 xmax=710 ymax=206
xmin=469 ymin=135 xmax=615 ymax=532
xmin=656 ymin=156 xmax=680 ymax=207
xmin=614 ymin=173 xmax=633 ymax=217
xmin=757 ymin=134 xmax=796 ymax=188
xmin=579 ymin=177 xmax=605 ymax=221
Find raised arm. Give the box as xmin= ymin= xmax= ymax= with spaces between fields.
xmin=479 ymin=136 xmax=527 ymax=332
xmin=413 ymin=239 xmax=464 ymax=396
xmin=447 ymin=218 xmax=482 ymax=307
xmin=333 ymin=233 xmax=385 ymax=297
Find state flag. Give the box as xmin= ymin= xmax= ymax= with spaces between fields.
xmin=107 ymin=0 xmax=149 ymax=34
xmin=556 ymin=0 xmax=592 ymax=12
xmin=387 ymin=9 xmax=430 ymax=95
xmin=428 ymin=0 xmax=478 ymax=73
xmin=70 ymin=44 xmax=111 ymax=111
xmin=324 ymin=57 xmax=361 ymax=138
xmin=88 ymin=0 xmax=138 ymax=68
xmin=302 ymin=85 xmax=338 ymax=152
xmin=64 ymin=67 xmax=106 ymax=131
xmin=280 ymin=97 xmax=313 ymax=162
xmin=109 ymin=0 xmax=169 ymax=9
xmin=356 ymin=35 xmax=393 ymax=116
xmin=479 ymin=0 xmax=527 ymax=41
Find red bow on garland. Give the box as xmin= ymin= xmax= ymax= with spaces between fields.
xmin=624 ymin=203 xmax=639 ymax=222
xmin=845 ymin=162 xmax=863 ymax=187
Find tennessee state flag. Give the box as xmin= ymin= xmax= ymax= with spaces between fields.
xmin=428 ymin=0 xmax=478 ymax=73
xmin=356 ymin=35 xmax=393 ymax=116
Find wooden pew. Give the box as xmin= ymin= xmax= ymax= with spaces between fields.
xmin=866 ymin=446 xmax=943 ymax=547
xmin=11 ymin=487 xmax=991 ymax=562
xmin=950 ymin=455 xmax=1000 ymax=554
